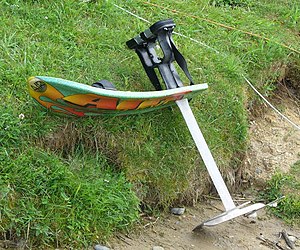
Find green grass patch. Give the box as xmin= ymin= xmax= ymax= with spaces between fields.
xmin=262 ymin=161 xmax=300 ymax=225
xmin=0 ymin=147 xmax=139 ymax=248
xmin=0 ymin=97 xmax=139 ymax=247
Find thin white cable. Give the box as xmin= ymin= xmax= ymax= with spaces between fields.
xmin=243 ymin=75 xmax=300 ymax=131
xmin=173 ymin=31 xmax=220 ymax=54
xmin=113 ymin=4 xmax=151 ymax=24
xmin=114 ymin=4 xmax=300 ymax=131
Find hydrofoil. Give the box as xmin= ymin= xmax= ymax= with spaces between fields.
xmin=28 ymin=19 xmax=275 ymax=229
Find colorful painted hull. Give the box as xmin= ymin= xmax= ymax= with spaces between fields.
xmin=28 ymin=76 xmax=208 ymax=117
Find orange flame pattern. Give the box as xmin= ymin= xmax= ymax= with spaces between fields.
xmin=28 ymin=77 xmax=187 ymax=117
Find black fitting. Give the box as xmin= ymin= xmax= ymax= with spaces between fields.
xmin=127 ymin=19 xmax=194 ymax=90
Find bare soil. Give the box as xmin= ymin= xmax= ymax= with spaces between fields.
xmin=245 ymin=84 xmax=300 ymax=186
xmin=110 ymin=86 xmax=300 ymax=250
xmin=111 ymin=202 xmax=299 ymax=250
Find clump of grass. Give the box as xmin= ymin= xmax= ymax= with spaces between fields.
xmin=0 ymin=107 xmax=26 ymax=149
xmin=0 ymin=148 xmax=139 ymax=248
xmin=0 ymin=102 xmax=139 ymax=248
xmin=262 ymin=161 xmax=300 ymax=225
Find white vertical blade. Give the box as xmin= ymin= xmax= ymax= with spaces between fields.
xmin=176 ymin=99 xmax=236 ymax=211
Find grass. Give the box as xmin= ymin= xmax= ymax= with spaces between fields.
xmin=0 ymin=105 xmax=139 ymax=247
xmin=0 ymin=0 xmax=299 ymax=247
xmin=0 ymin=148 xmax=139 ymax=247
xmin=262 ymin=161 xmax=300 ymax=225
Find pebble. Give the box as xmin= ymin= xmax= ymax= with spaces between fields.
xmin=94 ymin=245 xmax=110 ymax=250
xmin=255 ymin=168 xmax=262 ymax=174
xmin=247 ymin=212 xmax=257 ymax=219
xmin=288 ymin=235 xmax=297 ymax=243
xmin=152 ymin=246 xmax=164 ymax=250
xmin=170 ymin=207 xmax=185 ymax=215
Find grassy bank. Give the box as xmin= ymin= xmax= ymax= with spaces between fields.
xmin=1 ymin=0 xmax=299 ymax=247
xmin=263 ymin=161 xmax=300 ymax=225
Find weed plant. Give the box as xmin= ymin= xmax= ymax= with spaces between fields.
xmin=0 ymin=0 xmax=299 ymax=247
xmin=262 ymin=161 xmax=300 ymax=225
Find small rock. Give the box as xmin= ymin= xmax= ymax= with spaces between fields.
xmin=288 ymin=235 xmax=297 ymax=243
xmin=255 ymin=168 xmax=262 ymax=175
xmin=170 ymin=207 xmax=185 ymax=215
xmin=175 ymin=220 xmax=181 ymax=225
xmin=247 ymin=212 xmax=257 ymax=219
xmin=153 ymin=246 xmax=164 ymax=250
xmin=94 ymin=245 xmax=110 ymax=250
